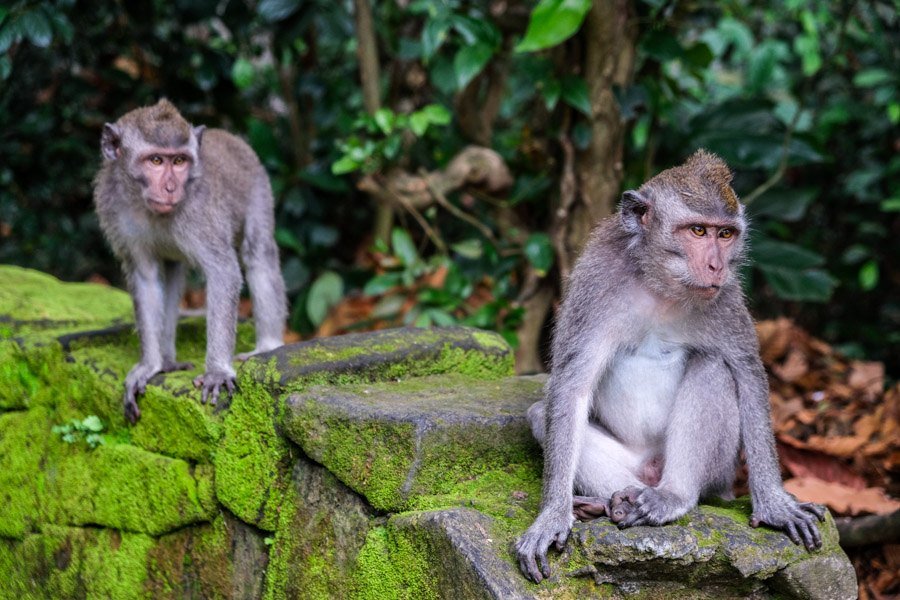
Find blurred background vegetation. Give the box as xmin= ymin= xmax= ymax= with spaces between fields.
xmin=1 ymin=0 xmax=897 ymax=374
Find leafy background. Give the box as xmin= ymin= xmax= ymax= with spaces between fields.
xmin=0 ymin=0 xmax=897 ymax=369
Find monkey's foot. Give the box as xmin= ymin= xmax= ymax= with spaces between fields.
xmin=572 ymin=495 xmax=610 ymax=521
xmin=613 ymin=486 xmax=693 ymax=528
xmin=750 ymin=494 xmax=827 ymax=550
xmin=609 ymin=487 xmax=641 ymax=523
xmin=123 ymin=362 xmax=164 ymax=424
xmin=193 ymin=370 xmax=236 ymax=406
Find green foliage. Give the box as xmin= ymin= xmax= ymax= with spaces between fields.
xmin=514 ymin=0 xmax=592 ymax=53
xmin=332 ymin=104 xmax=451 ymax=175
xmin=51 ymin=415 xmax=105 ymax=448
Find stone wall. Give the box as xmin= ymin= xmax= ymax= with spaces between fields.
xmin=0 ymin=266 xmax=856 ymax=599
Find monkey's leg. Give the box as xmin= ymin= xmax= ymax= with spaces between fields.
xmin=123 ymin=258 xmax=169 ymax=423
xmin=238 ymin=225 xmax=287 ymax=360
xmin=193 ymin=251 xmax=241 ymax=406
xmin=615 ymin=355 xmax=740 ymax=528
xmin=160 ymin=261 xmax=193 ymax=373
xmin=527 ymin=400 xmax=647 ymax=521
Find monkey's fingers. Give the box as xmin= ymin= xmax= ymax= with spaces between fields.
xmin=800 ymin=502 xmax=827 ymax=522
xmin=123 ymin=396 xmax=141 ymax=424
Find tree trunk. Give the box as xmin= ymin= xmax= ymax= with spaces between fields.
xmin=353 ymin=0 xmax=393 ymax=244
xmin=569 ymin=0 xmax=637 ymax=262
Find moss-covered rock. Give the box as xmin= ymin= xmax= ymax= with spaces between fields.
xmin=215 ymin=327 xmax=517 ymax=529
xmin=281 ymin=374 xmax=544 ymax=512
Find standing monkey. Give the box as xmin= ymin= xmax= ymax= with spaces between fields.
xmin=515 ymin=150 xmax=825 ymax=583
xmin=93 ymin=99 xmax=287 ymax=423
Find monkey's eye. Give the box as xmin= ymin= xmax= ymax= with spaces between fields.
xmin=690 ymin=225 xmax=707 ymax=237
xmin=719 ymin=228 xmax=734 ymax=239
xmin=149 ymin=155 xmax=164 ymax=166
xmin=173 ymin=156 xmax=186 ymax=166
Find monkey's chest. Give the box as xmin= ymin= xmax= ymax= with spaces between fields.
xmin=594 ymin=336 xmax=687 ymax=447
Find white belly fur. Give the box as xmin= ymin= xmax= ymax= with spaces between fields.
xmin=593 ymin=333 xmax=687 ymax=449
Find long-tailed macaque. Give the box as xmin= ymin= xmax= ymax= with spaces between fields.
xmin=93 ymin=99 xmax=287 ymax=424
xmin=515 ymin=150 xmax=826 ymax=582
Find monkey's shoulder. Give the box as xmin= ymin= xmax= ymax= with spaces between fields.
xmin=200 ymin=129 xmax=263 ymax=169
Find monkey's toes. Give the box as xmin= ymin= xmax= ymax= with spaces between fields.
xmin=609 ymin=487 xmax=641 ymax=523
xmin=572 ymin=496 xmax=610 ymax=521
xmin=193 ymin=372 xmax=237 ymax=405
xmin=123 ymin=397 xmax=141 ymax=424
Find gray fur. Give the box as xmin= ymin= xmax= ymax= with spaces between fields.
xmin=93 ymin=100 xmax=287 ymax=423
xmin=515 ymin=151 xmax=825 ymax=583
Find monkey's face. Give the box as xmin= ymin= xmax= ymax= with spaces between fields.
xmin=670 ymin=221 xmax=741 ymax=301
xmin=136 ymin=150 xmax=193 ymax=214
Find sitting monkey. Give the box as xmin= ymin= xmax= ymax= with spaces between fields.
xmin=93 ymin=99 xmax=287 ymax=423
xmin=516 ymin=150 xmax=825 ymax=582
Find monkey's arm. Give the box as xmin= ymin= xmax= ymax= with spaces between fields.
xmin=515 ymin=337 xmax=616 ymax=583
xmin=193 ymin=247 xmax=242 ymax=405
xmin=729 ymin=347 xmax=826 ymax=550
xmin=123 ymin=257 xmax=167 ymax=423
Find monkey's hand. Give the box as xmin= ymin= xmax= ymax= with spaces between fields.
xmin=750 ymin=490 xmax=827 ymax=551
xmin=123 ymin=362 xmax=163 ymax=424
xmin=515 ymin=509 xmax=573 ymax=583
xmin=193 ymin=370 xmax=236 ymax=406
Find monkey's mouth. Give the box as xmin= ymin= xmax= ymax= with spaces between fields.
xmin=147 ymin=199 xmax=178 ymax=215
xmin=688 ymin=284 xmax=720 ymax=299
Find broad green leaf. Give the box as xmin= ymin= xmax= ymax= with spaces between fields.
xmin=257 ymin=0 xmax=300 ymax=22
xmin=82 ymin=415 xmax=104 ymax=432
xmin=410 ymin=112 xmax=429 ymax=136
xmin=423 ymin=308 xmax=456 ymax=327
xmin=748 ymin=188 xmax=817 ymax=222
xmin=372 ymin=295 xmax=406 ymax=319
xmin=561 ymin=75 xmax=591 ymax=116
xmin=419 ymin=104 xmax=451 ymax=125
xmin=0 ymin=56 xmax=11 ymax=80
xmin=515 ymin=0 xmax=592 ymax=53
xmin=451 ymin=239 xmax=484 ymax=259
xmin=331 ymin=155 xmax=360 ymax=175
xmin=881 ymin=198 xmax=900 ymax=212
xmin=20 ymin=9 xmax=52 ymax=48
xmin=540 ymin=78 xmax=562 ymax=110
xmin=281 ymin=257 xmax=310 ymax=294
xmin=306 ymin=271 xmax=344 ymax=326
xmin=391 ymin=228 xmax=419 ymax=267
xmin=859 ymin=260 xmax=879 ymax=291
xmin=759 ymin=267 xmax=836 ymax=302
xmin=451 ymin=15 xmax=501 ymax=47
xmin=374 ymin=108 xmax=395 ymax=135
xmin=275 ymin=228 xmax=304 ymax=253
xmin=524 ymin=233 xmax=554 ymax=275
xmin=422 ymin=17 xmax=450 ymax=60
xmin=853 ymin=68 xmax=893 ymax=88
xmin=454 ymin=42 xmax=494 ymax=89
xmin=364 ymin=273 xmax=403 ymax=296
xmin=751 ymin=238 xmax=824 ymax=270
xmin=231 ymin=58 xmax=255 ymax=90
xmin=0 ymin=22 xmax=18 ymax=54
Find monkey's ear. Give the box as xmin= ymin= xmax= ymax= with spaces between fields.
xmin=620 ymin=190 xmax=651 ymax=233
xmin=192 ymin=125 xmax=206 ymax=147
xmin=101 ymin=123 xmax=121 ymax=161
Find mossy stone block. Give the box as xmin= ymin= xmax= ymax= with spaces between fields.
xmin=281 ymin=374 xmax=544 ymax=512
xmin=258 ymin=326 xmax=515 ymax=390
xmin=44 ymin=443 xmax=217 ymax=536
xmin=0 ymin=265 xmax=133 ymax=341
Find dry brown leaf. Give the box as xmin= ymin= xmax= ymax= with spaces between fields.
xmin=848 ymin=360 xmax=885 ymax=395
xmin=784 ymin=477 xmax=900 ymax=516
xmin=773 ymin=348 xmax=809 ymax=382
xmin=854 ymin=413 xmax=882 ymax=440
xmin=805 ymin=434 xmax=869 ymax=458
xmin=778 ymin=444 xmax=867 ymax=489
xmin=756 ymin=318 xmax=793 ymax=364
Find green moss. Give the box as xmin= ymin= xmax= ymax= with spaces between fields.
xmin=0 ymin=266 xmax=133 ymax=339
xmin=43 ymin=443 xmax=216 ymax=536
xmin=351 ymin=525 xmax=438 ymax=600
xmin=1 ymin=525 xmax=154 ymax=599
xmin=286 ymin=397 xmax=416 ymax=511
xmin=0 ymin=408 xmax=51 ymax=538
xmin=214 ymin=360 xmax=291 ymax=531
